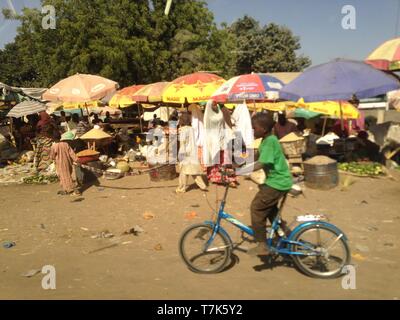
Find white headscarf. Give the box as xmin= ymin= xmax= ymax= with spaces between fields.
xmin=232 ymin=103 xmax=254 ymax=148
xmin=203 ymin=100 xmax=233 ymax=166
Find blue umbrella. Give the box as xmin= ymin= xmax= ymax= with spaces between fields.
xmin=280 ymin=59 xmax=400 ymax=102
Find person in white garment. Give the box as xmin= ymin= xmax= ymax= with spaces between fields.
xmin=176 ymin=113 xmax=207 ymax=193
xmin=203 ymin=99 xmax=238 ymax=187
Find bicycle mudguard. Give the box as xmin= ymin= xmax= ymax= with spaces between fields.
xmin=288 ymin=221 xmax=348 ymax=242
xmin=204 ymin=221 xmax=234 ymax=246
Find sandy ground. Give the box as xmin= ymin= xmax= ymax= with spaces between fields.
xmin=0 ymin=171 xmax=399 ymax=300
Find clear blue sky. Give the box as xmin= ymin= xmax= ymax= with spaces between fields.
xmin=1 ymin=0 xmax=400 ymax=66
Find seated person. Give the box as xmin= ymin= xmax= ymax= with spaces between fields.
xmin=273 ymin=111 xmax=298 ymax=139
xmin=354 ymin=131 xmax=382 ymax=163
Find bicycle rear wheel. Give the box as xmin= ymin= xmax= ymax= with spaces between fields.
xmin=179 ymin=223 xmax=231 ymax=274
xmin=291 ymin=225 xmax=350 ymax=278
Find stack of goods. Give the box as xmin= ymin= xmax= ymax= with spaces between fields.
xmin=280 ymin=133 xmax=306 ymax=158
xmin=76 ymin=149 xmax=100 ymax=164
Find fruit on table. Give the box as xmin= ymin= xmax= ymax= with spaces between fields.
xmin=338 ymin=162 xmax=383 ymax=176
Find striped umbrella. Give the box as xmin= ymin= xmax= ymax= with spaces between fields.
xmin=109 ymin=85 xmax=145 ymax=108
xmin=211 ymin=73 xmax=284 ymax=103
xmin=366 ymin=38 xmax=400 ymax=71
xmin=132 ymin=82 xmax=170 ymax=103
xmin=7 ymin=100 xmax=47 ymax=118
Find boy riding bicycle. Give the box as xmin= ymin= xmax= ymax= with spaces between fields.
xmin=239 ymin=113 xmax=293 ymax=256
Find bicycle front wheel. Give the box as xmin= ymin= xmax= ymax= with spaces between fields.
xmin=291 ymin=225 xmax=350 ymax=279
xmin=179 ymin=223 xmax=232 ymax=274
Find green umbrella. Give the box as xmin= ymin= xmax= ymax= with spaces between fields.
xmin=293 ymin=108 xmax=321 ymax=119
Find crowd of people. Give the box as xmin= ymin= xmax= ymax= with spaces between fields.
xmin=3 ymin=98 xmax=385 ymax=198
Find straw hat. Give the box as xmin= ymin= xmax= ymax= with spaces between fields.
xmin=80 ymin=128 xmax=112 ymax=140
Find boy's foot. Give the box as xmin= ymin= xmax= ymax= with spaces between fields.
xmin=280 ymin=221 xmax=292 ymax=236
xmin=57 ymin=191 xmax=70 ymax=196
xmin=71 ymin=190 xmax=82 ymax=196
xmin=247 ymin=242 xmax=270 ymax=256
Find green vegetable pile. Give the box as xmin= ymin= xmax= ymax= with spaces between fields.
xmin=338 ymin=162 xmax=384 ymax=176
xmin=23 ymin=174 xmax=59 ymax=185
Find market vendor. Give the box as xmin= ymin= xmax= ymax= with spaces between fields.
xmin=91 ymin=114 xmax=103 ymax=126
xmin=354 ymin=131 xmax=382 ymax=162
xmin=76 ymin=116 xmax=90 ymax=138
xmin=273 ymin=111 xmax=298 ymax=139
xmin=50 ymin=131 xmax=81 ymax=196
xmin=67 ymin=113 xmax=79 ymax=133
xmin=103 ymin=111 xmax=112 ymax=124
xmin=33 ymin=113 xmax=60 ymax=172
xmin=36 ymin=111 xmax=59 ymax=138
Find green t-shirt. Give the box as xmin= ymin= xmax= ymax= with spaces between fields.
xmin=258 ymin=135 xmax=293 ymax=191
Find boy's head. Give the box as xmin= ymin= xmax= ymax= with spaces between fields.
xmin=252 ymin=113 xmax=275 ymax=139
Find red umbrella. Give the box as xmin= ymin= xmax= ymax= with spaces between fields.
xmin=211 ymin=73 xmax=284 ymax=103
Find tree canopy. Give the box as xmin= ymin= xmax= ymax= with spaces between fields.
xmin=0 ymin=1 xmax=311 ymax=88
xmin=230 ymin=15 xmax=311 ymax=74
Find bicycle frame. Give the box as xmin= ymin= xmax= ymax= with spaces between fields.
xmin=204 ymin=183 xmax=344 ymax=257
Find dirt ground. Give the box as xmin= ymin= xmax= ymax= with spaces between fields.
xmin=0 ymin=171 xmax=399 ymax=300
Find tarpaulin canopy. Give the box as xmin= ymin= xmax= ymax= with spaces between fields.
xmin=0 ymin=82 xmax=47 ymax=101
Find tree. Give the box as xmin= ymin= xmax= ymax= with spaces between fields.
xmin=229 ymin=15 xmax=311 ymax=74
xmin=0 ymin=0 xmax=236 ymax=87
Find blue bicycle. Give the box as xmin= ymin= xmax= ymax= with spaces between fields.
xmin=179 ymin=171 xmax=351 ymax=278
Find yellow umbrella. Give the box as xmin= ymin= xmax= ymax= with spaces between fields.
xmin=162 ymin=72 xmax=225 ymax=104
xmin=297 ymin=99 xmax=360 ymax=119
xmin=259 ymin=101 xmax=296 ymax=112
xmin=62 ymin=100 xmax=101 ymax=110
